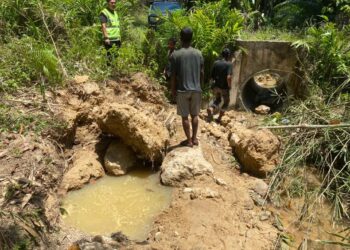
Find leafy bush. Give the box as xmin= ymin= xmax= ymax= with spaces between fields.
xmin=146 ymin=0 xmax=244 ymax=86
xmin=0 ymin=37 xmax=61 ymax=92
xmin=293 ymin=20 xmax=350 ymax=93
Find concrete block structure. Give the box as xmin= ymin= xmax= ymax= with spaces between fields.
xmin=230 ymin=40 xmax=303 ymax=111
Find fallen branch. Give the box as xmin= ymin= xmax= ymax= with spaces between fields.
xmin=260 ymin=124 xmax=350 ymax=129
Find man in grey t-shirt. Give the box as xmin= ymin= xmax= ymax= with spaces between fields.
xmin=170 ymin=27 xmax=204 ymax=147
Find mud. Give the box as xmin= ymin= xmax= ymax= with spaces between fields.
xmin=0 ymin=74 xmax=348 ymax=250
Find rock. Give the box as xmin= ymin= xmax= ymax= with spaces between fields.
xmin=186 ymin=187 xmax=221 ymax=199
xmin=97 ymin=104 xmax=169 ymax=162
xmin=229 ymin=127 xmax=280 ymax=177
xmin=81 ymin=82 xmax=100 ymax=96
xmin=250 ymin=191 xmax=266 ymax=206
xmin=110 ymin=232 xmax=128 ymax=243
xmin=160 ymin=147 xmax=214 ymax=186
xmin=104 ymin=141 xmax=137 ymax=176
xmin=154 ymin=232 xmax=162 ymax=241
xmin=259 ymin=211 xmax=271 ymax=221
xmin=183 ymin=188 xmax=193 ymax=193
xmin=255 ymin=105 xmax=271 ymax=114
xmin=214 ymin=177 xmax=227 ymax=186
xmin=60 ymin=150 xmax=104 ymax=191
xmin=251 ymin=179 xmax=269 ymax=197
xmin=298 ymin=239 xmax=336 ymax=250
xmin=74 ymin=75 xmax=89 ymax=84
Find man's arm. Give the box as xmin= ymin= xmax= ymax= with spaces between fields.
xmin=227 ymin=62 xmax=233 ymax=89
xmin=100 ymin=14 xmax=110 ymax=45
xmin=200 ymin=54 xmax=204 ymax=89
xmin=170 ymin=54 xmax=177 ymax=98
xmin=227 ymin=74 xmax=232 ymax=89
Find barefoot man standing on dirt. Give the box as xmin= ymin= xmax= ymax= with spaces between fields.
xmin=170 ymin=27 xmax=204 ymax=147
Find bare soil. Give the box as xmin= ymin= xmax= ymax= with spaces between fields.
xmin=0 ymin=74 xmax=346 ymax=250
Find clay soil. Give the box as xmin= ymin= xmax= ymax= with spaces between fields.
xmin=0 ymin=74 xmax=346 ymax=250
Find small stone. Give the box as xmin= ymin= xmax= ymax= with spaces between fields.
xmin=250 ymin=191 xmax=265 ymax=207
xmin=252 ymin=179 xmax=269 ymax=197
xmin=244 ymin=199 xmax=255 ymax=210
xmin=190 ymin=192 xmax=199 ymax=200
xmin=204 ymin=188 xmax=220 ymax=198
xmin=92 ymin=235 xmax=103 ymax=243
xmin=74 ymin=75 xmax=89 ymax=84
xmin=154 ymin=232 xmax=162 ymax=241
xmin=214 ymin=177 xmax=227 ymax=186
xmin=259 ymin=211 xmax=271 ymax=221
xmin=255 ymin=105 xmax=270 ymax=115
xmin=183 ymin=188 xmax=193 ymax=193
xmin=174 ymin=231 xmax=179 ymax=237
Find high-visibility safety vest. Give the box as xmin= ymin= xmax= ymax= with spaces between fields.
xmin=101 ymin=8 xmax=121 ymax=41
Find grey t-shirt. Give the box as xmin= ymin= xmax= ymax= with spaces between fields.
xmin=170 ymin=47 xmax=204 ymax=92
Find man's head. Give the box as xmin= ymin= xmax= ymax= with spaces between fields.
xmin=180 ymin=27 xmax=193 ymax=45
xmin=107 ymin=0 xmax=116 ymax=10
xmin=221 ymin=48 xmax=231 ymax=60
xmin=168 ymin=37 xmax=177 ymax=50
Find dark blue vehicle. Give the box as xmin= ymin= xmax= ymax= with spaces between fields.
xmin=148 ymin=1 xmax=182 ymax=27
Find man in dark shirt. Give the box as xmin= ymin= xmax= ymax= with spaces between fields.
xmin=170 ymin=27 xmax=204 ymax=147
xmin=207 ymin=48 xmax=232 ymax=123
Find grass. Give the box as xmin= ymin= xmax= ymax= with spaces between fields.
xmin=0 ymin=101 xmax=66 ymax=135
xmin=239 ymin=27 xmax=303 ymax=42
xmin=267 ymin=87 xmax=350 ymax=221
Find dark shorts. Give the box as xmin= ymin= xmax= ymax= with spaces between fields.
xmin=210 ymin=87 xmax=230 ymax=111
xmin=176 ymin=91 xmax=201 ymax=117
xmin=104 ymin=40 xmax=121 ymax=50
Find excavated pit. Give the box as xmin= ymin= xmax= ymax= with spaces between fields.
xmin=61 ymin=168 xmax=172 ymax=240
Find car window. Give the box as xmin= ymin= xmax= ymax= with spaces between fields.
xmin=151 ymin=2 xmax=181 ymax=13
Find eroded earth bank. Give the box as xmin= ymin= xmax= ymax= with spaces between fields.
xmin=0 ymin=74 xmax=344 ymax=250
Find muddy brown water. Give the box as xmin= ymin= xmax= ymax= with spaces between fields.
xmin=61 ymin=169 xmax=172 ymax=240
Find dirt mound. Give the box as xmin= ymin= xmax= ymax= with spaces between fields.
xmin=60 ymin=149 xmax=105 ymax=192
xmin=229 ymin=127 xmax=281 ymax=177
xmin=129 ymin=72 xmax=167 ymax=105
xmin=97 ymin=103 xmax=170 ymax=162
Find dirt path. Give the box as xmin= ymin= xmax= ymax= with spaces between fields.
xmin=0 ymin=74 xmax=345 ymax=250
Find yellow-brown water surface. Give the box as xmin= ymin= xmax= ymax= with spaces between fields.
xmin=61 ymin=169 xmax=172 ymax=240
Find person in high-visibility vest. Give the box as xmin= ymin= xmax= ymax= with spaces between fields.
xmin=99 ymin=0 xmax=121 ymax=64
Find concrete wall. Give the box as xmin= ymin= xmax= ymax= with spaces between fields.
xmin=230 ymin=40 xmax=301 ymax=109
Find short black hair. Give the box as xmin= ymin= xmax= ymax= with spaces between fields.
xmin=222 ymin=48 xmax=231 ymax=59
xmin=180 ymin=27 xmax=193 ymax=44
xmin=168 ymin=37 xmax=177 ymax=44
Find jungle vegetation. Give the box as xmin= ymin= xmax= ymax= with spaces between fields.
xmin=0 ymin=0 xmax=350 ymax=247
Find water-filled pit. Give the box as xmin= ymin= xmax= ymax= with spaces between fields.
xmin=61 ymin=169 xmax=172 ymax=240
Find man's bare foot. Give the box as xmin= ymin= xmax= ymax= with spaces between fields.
xmin=192 ymin=138 xmax=199 ymax=146
xmin=180 ymin=139 xmax=193 ymax=147
xmin=207 ymin=108 xmax=213 ymax=122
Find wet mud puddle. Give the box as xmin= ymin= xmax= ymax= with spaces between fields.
xmin=62 ymin=169 xmax=172 ymax=240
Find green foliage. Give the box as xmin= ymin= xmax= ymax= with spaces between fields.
xmin=0 ymin=102 xmax=66 ymax=134
xmin=273 ymin=0 xmax=323 ymax=28
xmin=146 ymin=0 xmax=244 ymax=91
xmin=0 ymin=37 xmax=61 ymax=92
xmin=269 ymin=86 xmax=350 ymax=220
xmin=292 ymin=21 xmax=350 ymax=91
xmin=240 ymin=27 xmax=302 ymax=41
